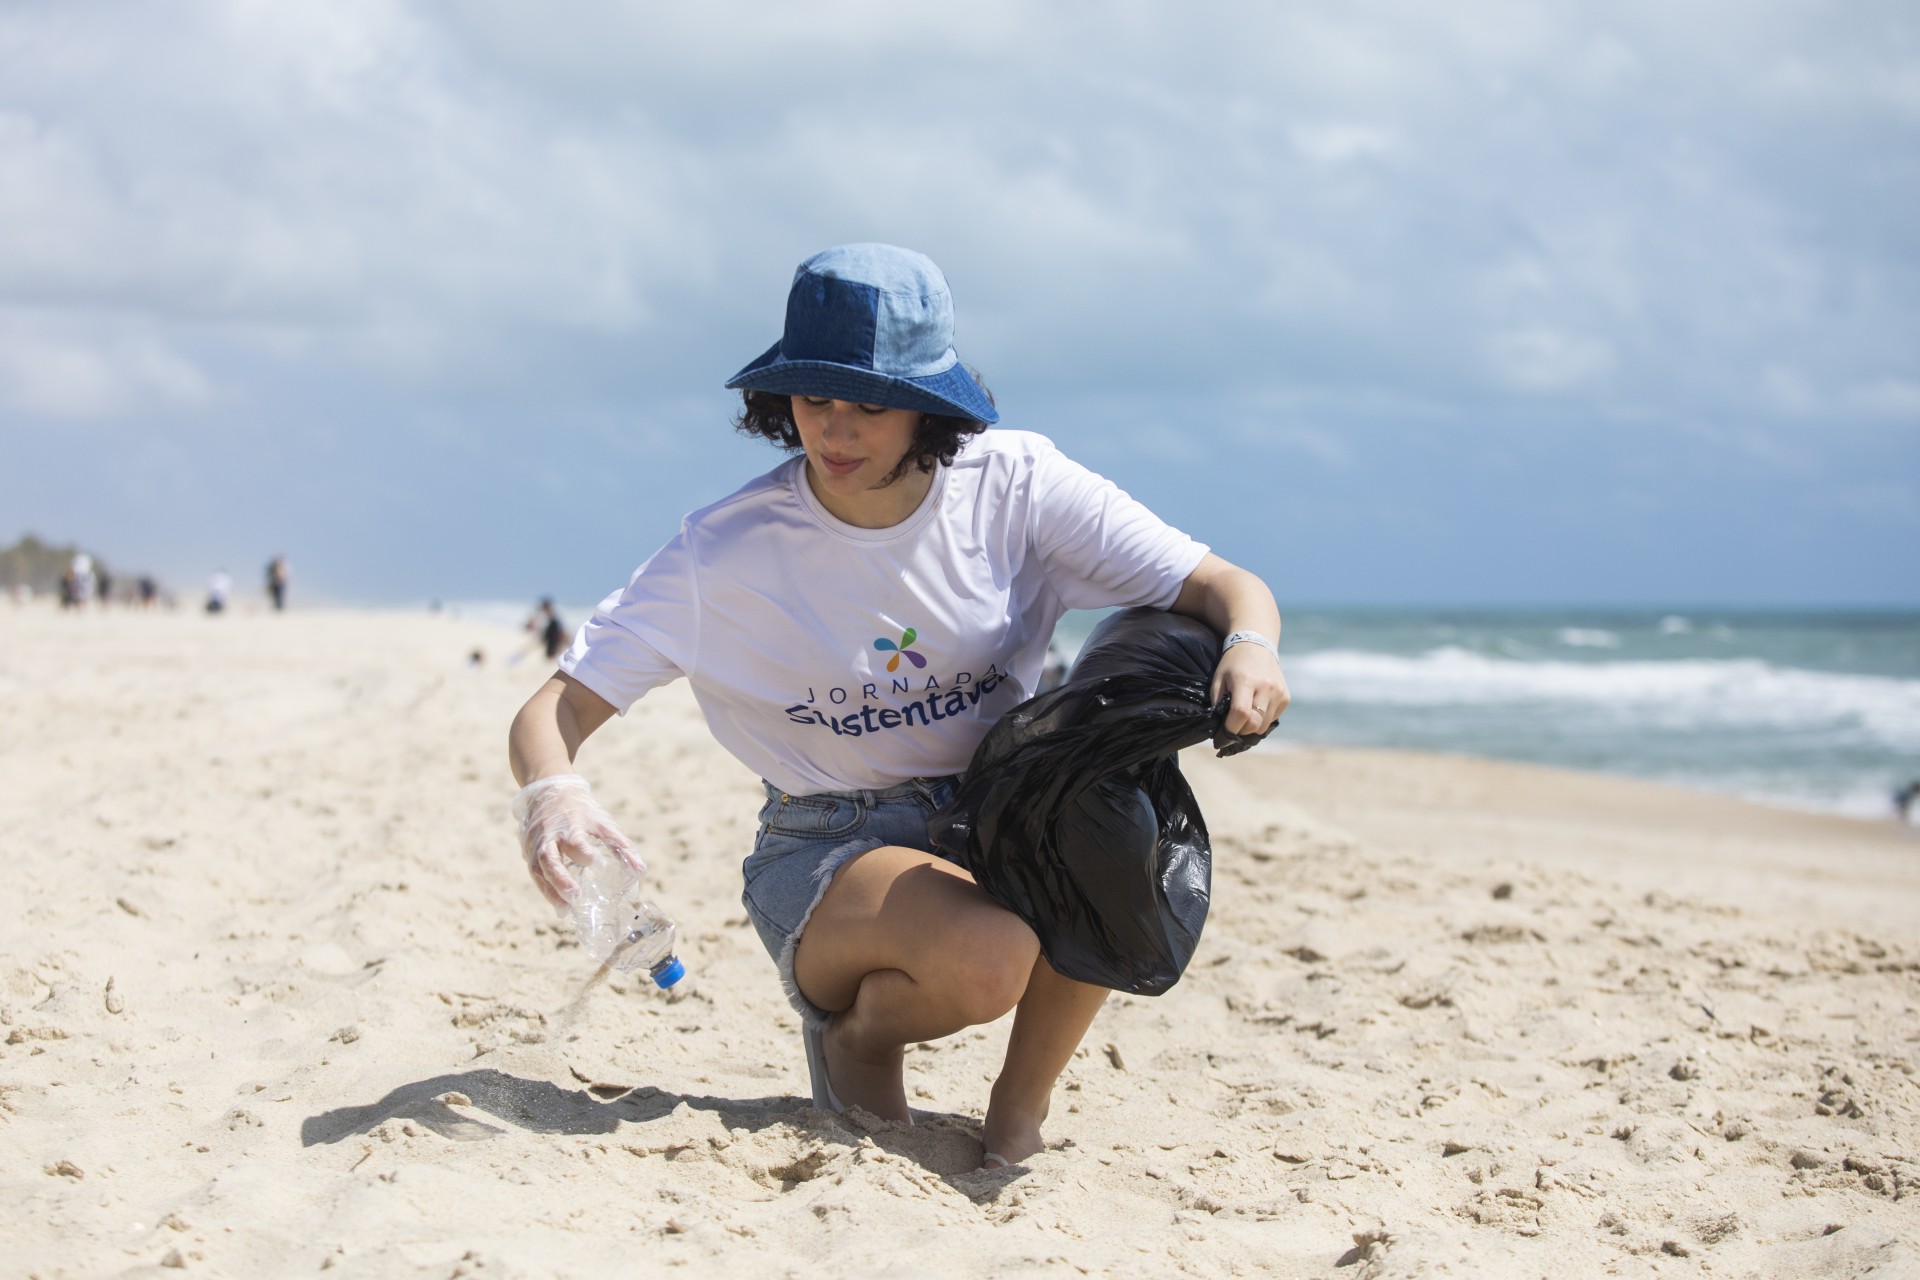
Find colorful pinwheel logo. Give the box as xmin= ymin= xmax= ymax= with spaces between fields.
xmin=873 ymin=627 xmax=926 ymax=673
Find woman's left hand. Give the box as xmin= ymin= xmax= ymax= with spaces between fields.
xmin=1210 ymin=641 xmax=1291 ymax=738
xmin=1170 ymin=551 xmax=1290 ymax=739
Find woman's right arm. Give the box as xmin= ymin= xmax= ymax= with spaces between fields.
xmin=507 ymin=673 xmax=638 ymax=908
xmin=509 ymin=671 xmax=618 ymax=786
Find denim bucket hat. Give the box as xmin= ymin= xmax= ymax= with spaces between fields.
xmin=725 ymin=244 xmax=1000 ymax=424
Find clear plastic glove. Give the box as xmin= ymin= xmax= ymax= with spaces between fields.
xmin=510 ymin=775 xmax=644 ymax=911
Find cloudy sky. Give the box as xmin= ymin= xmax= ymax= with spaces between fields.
xmin=3 ymin=1 xmax=1916 ymax=607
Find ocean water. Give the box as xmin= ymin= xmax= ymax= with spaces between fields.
xmin=1055 ymin=608 xmax=1920 ymax=821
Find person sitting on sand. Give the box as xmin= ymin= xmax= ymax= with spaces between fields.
xmin=506 ymin=244 xmax=1289 ymax=1169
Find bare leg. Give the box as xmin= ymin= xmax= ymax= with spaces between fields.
xmin=794 ymin=847 xmax=1040 ymax=1121
xmin=823 ymin=965 xmax=985 ymax=1122
xmin=792 ymin=846 xmax=1108 ymax=1160
xmin=982 ymin=958 xmax=1109 ymax=1164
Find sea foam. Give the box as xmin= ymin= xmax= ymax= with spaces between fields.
xmin=1290 ymin=648 xmax=1920 ymax=749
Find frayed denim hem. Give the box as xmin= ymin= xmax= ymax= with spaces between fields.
xmin=772 ymin=836 xmax=887 ymax=1031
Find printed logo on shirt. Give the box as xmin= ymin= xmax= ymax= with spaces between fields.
xmin=778 ymin=620 xmax=1015 ymax=739
xmin=873 ymin=627 xmax=927 ymax=672
xmin=782 ymin=663 xmax=1011 ymax=738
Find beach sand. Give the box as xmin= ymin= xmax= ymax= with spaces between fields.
xmin=2 ymin=605 xmax=1915 ymax=1278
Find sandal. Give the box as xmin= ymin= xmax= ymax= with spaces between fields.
xmin=802 ymin=1022 xmax=845 ymax=1113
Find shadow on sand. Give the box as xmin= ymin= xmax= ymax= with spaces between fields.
xmin=300 ymin=1068 xmax=834 ymax=1147
xmin=299 ymin=1067 xmax=1024 ymax=1191
xmin=297 ymin=1067 xmax=1017 ymax=1192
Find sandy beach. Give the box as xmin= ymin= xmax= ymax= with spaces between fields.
xmin=2 ymin=604 xmax=1915 ymax=1278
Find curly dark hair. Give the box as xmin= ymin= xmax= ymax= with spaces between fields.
xmin=732 ymin=375 xmax=995 ymax=484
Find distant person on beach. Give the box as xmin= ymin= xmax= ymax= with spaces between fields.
xmin=69 ymin=553 xmax=95 ymax=610
xmin=507 ymin=244 xmax=1289 ymax=1168
xmin=137 ymin=576 xmax=157 ymax=610
xmin=1036 ymin=636 xmax=1072 ymax=693
xmin=266 ymin=555 xmax=291 ymax=611
xmin=526 ymin=598 xmax=567 ymax=662
xmin=1897 ymin=780 xmax=1920 ymax=824
xmin=206 ymin=569 xmax=231 ymax=615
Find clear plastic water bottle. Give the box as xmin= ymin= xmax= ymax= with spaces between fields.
xmin=569 ymin=856 xmax=686 ymax=988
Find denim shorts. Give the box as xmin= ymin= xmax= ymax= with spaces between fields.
xmin=742 ymin=775 xmax=962 ymax=1028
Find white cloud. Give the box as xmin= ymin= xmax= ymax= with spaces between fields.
xmin=1847 ymin=378 xmax=1920 ymax=419
xmin=1761 ymin=365 xmax=1817 ymax=414
xmin=1487 ymin=328 xmax=1616 ymax=392
xmin=0 ymin=322 xmax=214 ymax=420
xmin=0 ymin=0 xmax=1908 ymax=414
xmin=1288 ymin=123 xmax=1399 ymax=164
xmin=1257 ymin=424 xmax=1355 ymax=470
xmin=1755 ymin=369 xmax=1920 ymax=422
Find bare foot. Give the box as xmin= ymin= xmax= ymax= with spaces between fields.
xmin=980 ymin=1092 xmax=1048 ymax=1166
xmin=823 ymin=1018 xmax=911 ymax=1122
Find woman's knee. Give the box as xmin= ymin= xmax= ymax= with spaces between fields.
xmin=939 ymin=909 xmax=1040 ymax=1024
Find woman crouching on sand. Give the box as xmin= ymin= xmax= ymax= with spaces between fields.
xmin=507 ymin=243 xmax=1289 ymax=1168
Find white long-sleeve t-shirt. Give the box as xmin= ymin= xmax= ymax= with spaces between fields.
xmin=559 ymin=429 xmax=1207 ymax=796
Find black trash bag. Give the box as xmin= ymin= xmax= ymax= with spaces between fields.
xmin=927 ymin=608 xmax=1271 ymax=994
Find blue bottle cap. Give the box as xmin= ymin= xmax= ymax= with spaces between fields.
xmin=651 ymin=956 xmax=686 ymax=989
